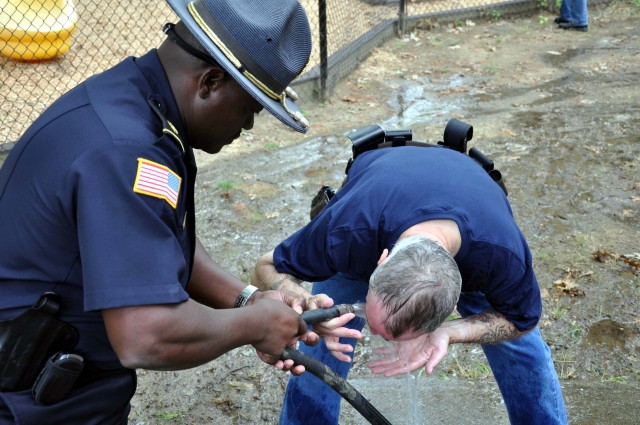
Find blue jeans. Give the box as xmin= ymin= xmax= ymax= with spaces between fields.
xmin=560 ymin=0 xmax=588 ymax=26
xmin=280 ymin=274 xmax=567 ymax=425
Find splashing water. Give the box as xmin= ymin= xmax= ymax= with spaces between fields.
xmin=397 ymin=342 xmax=424 ymax=425
xmin=366 ymin=334 xmax=425 ymax=424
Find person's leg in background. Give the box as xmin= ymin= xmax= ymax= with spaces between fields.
xmin=558 ymin=0 xmax=588 ymax=30
xmin=456 ymin=292 xmax=568 ymax=425
xmin=279 ymin=273 xmax=368 ymax=425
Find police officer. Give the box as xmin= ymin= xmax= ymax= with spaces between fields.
xmin=0 ymin=0 xmax=328 ymax=423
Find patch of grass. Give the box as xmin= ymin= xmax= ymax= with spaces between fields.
xmin=549 ymin=298 xmax=568 ymax=320
xmin=601 ymin=374 xmax=626 ymax=383
xmin=453 ymin=359 xmax=492 ymax=379
xmin=426 ymin=36 xmax=443 ymax=47
xmin=216 ymin=181 xmax=235 ymax=191
xmin=263 ymin=141 xmax=279 ymax=151
xmin=537 ymin=0 xmax=548 ymax=8
xmin=491 ymin=10 xmax=503 ymax=22
xmin=394 ymin=39 xmax=408 ymax=49
xmin=435 ymin=371 xmax=449 ymax=380
xmin=539 ymin=15 xmax=549 ymax=25
xmin=568 ymin=321 xmax=583 ymax=342
xmin=154 ymin=410 xmax=186 ymax=421
xmin=249 ymin=211 xmax=264 ymax=222
xmin=556 ymin=353 xmax=576 ymax=380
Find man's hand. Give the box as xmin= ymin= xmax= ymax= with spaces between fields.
xmin=368 ymin=309 xmax=528 ymax=377
xmin=367 ymin=329 xmax=450 ymax=377
xmin=252 ymin=251 xmax=363 ymax=363
xmin=253 ymin=290 xmax=363 ymax=365
xmin=312 ymin=313 xmax=364 ymax=362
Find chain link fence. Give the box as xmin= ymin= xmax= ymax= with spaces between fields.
xmin=0 ymin=0 xmax=600 ymax=152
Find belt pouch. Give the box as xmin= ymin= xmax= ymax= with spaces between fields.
xmin=0 ymin=292 xmax=78 ymax=391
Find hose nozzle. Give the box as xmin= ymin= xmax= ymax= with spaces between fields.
xmin=351 ymin=302 xmax=367 ymax=320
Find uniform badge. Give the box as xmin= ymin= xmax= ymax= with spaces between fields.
xmin=133 ymin=158 xmax=181 ymax=208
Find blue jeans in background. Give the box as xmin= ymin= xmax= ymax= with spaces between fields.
xmin=279 ymin=274 xmax=568 ymax=425
xmin=560 ymin=0 xmax=588 ymax=26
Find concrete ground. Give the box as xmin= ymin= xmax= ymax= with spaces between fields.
xmin=340 ymin=376 xmax=640 ymax=424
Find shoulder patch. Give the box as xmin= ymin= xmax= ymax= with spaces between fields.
xmin=133 ymin=158 xmax=182 ymax=208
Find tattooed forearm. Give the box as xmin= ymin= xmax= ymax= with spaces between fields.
xmin=475 ymin=323 xmax=519 ymax=344
xmin=270 ymin=274 xmax=303 ymax=290
xmin=466 ymin=311 xmax=520 ymax=344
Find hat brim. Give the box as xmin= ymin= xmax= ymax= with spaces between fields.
xmin=166 ymin=0 xmax=308 ymax=133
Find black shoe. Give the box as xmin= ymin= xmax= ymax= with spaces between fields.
xmin=554 ymin=16 xmax=569 ymax=24
xmin=558 ymin=22 xmax=588 ymax=32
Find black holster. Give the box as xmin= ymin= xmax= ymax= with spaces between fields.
xmin=310 ymin=185 xmax=336 ymax=220
xmin=0 ymin=292 xmax=78 ymax=391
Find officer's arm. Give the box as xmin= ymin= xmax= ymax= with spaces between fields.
xmin=102 ymin=297 xmax=306 ymax=371
xmin=187 ymin=237 xmax=249 ymax=308
xmin=102 ymin=239 xmax=310 ymax=370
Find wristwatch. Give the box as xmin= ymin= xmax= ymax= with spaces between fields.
xmin=234 ymin=285 xmax=259 ymax=308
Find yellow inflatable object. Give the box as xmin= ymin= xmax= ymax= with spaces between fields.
xmin=0 ymin=0 xmax=78 ymax=61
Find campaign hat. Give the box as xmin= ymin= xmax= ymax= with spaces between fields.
xmin=166 ymin=0 xmax=312 ymax=133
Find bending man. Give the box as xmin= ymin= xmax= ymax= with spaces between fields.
xmin=253 ymin=145 xmax=568 ymax=425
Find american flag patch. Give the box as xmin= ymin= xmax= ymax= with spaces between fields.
xmin=133 ymin=158 xmax=182 ymax=208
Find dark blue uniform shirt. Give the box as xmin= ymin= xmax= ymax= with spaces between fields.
xmin=274 ymin=147 xmax=541 ymax=331
xmin=0 ymin=50 xmax=196 ymax=422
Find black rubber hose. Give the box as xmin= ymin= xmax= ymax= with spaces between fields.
xmin=300 ymin=304 xmax=354 ymax=325
xmin=282 ymin=347 xmax=392 ymax=425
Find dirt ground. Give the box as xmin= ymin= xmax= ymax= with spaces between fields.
xmin=124 ymin=3 xmax=640 ymax=424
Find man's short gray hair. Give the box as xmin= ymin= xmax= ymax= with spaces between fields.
xmin=369 ymin=235 xmax=462 ymax=337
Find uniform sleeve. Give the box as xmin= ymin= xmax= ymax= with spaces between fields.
xmin=69 ymin=144 xmax=190 ymax=311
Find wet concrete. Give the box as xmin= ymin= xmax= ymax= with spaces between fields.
xmin=340 ymin=377 xmax=640 ymax=425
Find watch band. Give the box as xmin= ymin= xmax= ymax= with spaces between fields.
xmin=234 ymin=285 xmax=259 ymax=308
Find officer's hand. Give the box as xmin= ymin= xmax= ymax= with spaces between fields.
xmin=255 ymin=343 xmax=305 ymax=376
xmin=251 ymin=289 xmax=322 ymax=347
xmin=248 ymin=298 xmax=307 ymax=370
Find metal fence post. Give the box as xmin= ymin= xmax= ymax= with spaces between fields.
xmin=319 ymin=0 xmax=328 ymax=101
xmin=398 ymin=0 xmax=407 ymax=37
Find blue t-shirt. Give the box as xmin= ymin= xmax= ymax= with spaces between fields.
xmin=274 ymin=147 xmax=541 ymax=331
xmin=0 ymin=50 xmax=196 ymax=368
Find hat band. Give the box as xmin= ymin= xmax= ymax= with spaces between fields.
xmin=187 ymin=1 xmax=285 ymax=100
